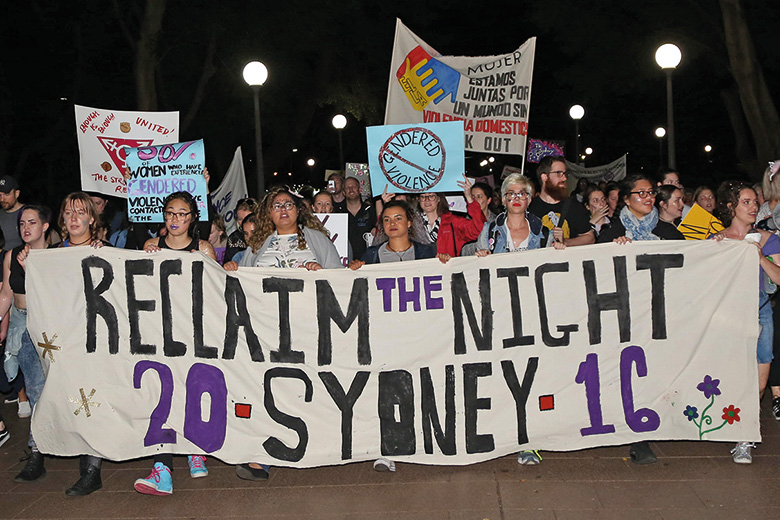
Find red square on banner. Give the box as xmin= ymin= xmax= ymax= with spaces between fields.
xmin=235 ymin=403 xmax=252 ymax=419
xmin=539 ymin=395 xmax=554 ymax=411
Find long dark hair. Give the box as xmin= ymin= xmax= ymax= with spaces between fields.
xmin=162 ymin=191 xmax=201 ymax=241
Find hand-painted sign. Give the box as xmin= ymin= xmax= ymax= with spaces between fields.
xmin=26 ymin=241 xmax=760 ymax=467
xmin=678 ymin=203 xmax=725 ymax=240
xmin=385 ymin=19 xmax=535 ymax=156
xmin=125 ymin=140 xmax=208 ymax=223
xmin=75 ymin=105 xmax=179 ymax=196
xmin=315 ymin=213 xmax=349 ymax=267
xmin=367 ymin=121 xmax=465 ymax=196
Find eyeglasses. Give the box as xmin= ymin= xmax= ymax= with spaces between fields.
xmin=237 ymin=197 xmax=258 ymax=208
xmin=272 ymin=201 xmax=296 ymax=212
xmin=549 ymin=170 xmax=568 ymax=177
xmin=505 ymin=191 xmax=530 ymax=200
xmin=163 ymin=211 xmax=192 ymax=220
xmin=419 ymin=194 xmax=438 ymax=201
xmin=630 ymin=190 xmax=657 ymax=199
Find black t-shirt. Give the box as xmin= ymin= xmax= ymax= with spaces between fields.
xmin=527 ymin=197 xmax=592 ymax=239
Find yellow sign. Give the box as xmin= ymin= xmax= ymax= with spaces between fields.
xmin=678 ymin=203 xmax=724 ymax=240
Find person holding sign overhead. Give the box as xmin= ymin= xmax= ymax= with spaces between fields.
xmin=419 ymin=174 xmax=485 ymax=257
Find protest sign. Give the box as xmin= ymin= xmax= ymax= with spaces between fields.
xmin=678 ymin=203 xmax=725 ymax=240
xmin=316 ymin=213 xmax=349 ymax=266
xmin=367 ymin=121 xmax=465 ymax=196
xmin=75 ymin=105 xmax=179 ymax=196
xmin=211 ymin=147 xmax=249 ymax=235
xmin=27 ymin=241 xmax=759 ymax=467
xmin=346 ymin=163 xmax=372 ymax=200
xmin=385 ymin=19 xmax=535 ymax=156
xmin=566 ymin=155 xmax=627 ymax=184
xmin=526 ymin=139 xmax=565 ymax=164
xmin=125 ymin=140 xmax=209 ymax=223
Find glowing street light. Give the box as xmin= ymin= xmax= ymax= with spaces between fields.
xmin=655 ymin=44 xmax=681 ymax=169
xmin=332 ymin=114 xmax=347 ymax=170
xmin=569 ymin=105 xmax=585 ymax=161
xmin=307 ymin=158 xmax=316 ymax=167
xmin=243 ymin=61 xmax=269 ymax=195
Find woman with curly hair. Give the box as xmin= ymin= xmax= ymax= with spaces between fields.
xmin=236 ymin=186 xmax=340 ymax=270
xmin=349 ymin=200 xmax=442 ymax=270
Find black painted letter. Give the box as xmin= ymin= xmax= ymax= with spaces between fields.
xmin=316 ymin=279 xmax=371 ymax=366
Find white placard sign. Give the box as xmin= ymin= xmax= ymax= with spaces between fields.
xmin=26 ymin=241 xmax=760 ymax=467
xmin=75 ymin=105 xmax=179 ymax=196
xmin=315 ymin=213 xmax=349 ymax=267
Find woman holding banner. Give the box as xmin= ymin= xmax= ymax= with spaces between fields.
xmin=0 ymin=206 xmax=52 ymax=485
xmin=418 ymin=175 xmax=486 ymax=257
xmin=715 ymin=181 xmax=780 ymax=463
xmin=654 ymin=185 xmax=685 ymax=239
xmin=134 ymin=191 xmax=215 ymax=495
xmin=474 ymin=174 xmax=564 ymax=256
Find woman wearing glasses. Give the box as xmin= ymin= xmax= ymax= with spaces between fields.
xmin=597 ymin=175 xmax=684 ymax=244
xmin=475 ymin=174 xmax=563 ymax=255
xmin=134 ymin=191 xmax=215 ymax=496
xmin=418 ymin=175 xmax=486 ymax=257
xmin=237 ymin=186 xmax=340 ymax=270
xmin=142 ymin=192 xmax=216 ymax=260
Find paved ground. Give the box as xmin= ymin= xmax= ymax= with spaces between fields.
xmin=1 ymin=398 xmax=778 ymax=520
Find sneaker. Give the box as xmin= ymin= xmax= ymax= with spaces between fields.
xmin=134 ymin=462 xmax=173 ymax=495
xmin=65 ymin=464 xmax=102 ymax=496
xmin=14 ymin=451 xmax=46 ymax=482
xmin=188 ymin=455 xmax=208 ymax=478
xmin=235 ymin=463 xmax=269 ymax=481
xmin=629 ymin=441 xmax=658 ymax=465
xmin=731 ymin=442 xmax=755 ymax=464
xmin=373 ymin=458 xmax=396 ymax=472
xmin=517 ymin=450 xmax=542 ymax=465
xmin=17 ymin=400 xmax=31 ymax=419
xmin=0 ymin=428 xmax=9 ymax=448
xmin=773 ymin=397 xmax=780 ymax=421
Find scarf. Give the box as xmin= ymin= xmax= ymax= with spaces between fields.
xmin=422 ymin=213 xmax=440 ymax=242
xmin=620 ymin=206 xmax=660 ymax=241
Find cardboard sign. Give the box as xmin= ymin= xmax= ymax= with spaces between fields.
xmin=678 ymin=203 xmax=725 ymax=240
xmin=26 ymin=241 xmax=760 ymax=467
xmin=315 ymin=213 xmax=349 ymax=266
xmin=75 ymin=105 xmax=179 ymax=196
xmin=367 ymin=121 xmax=465 ymax=196
xmin=125 ymin=140 xmax=209 ymax=223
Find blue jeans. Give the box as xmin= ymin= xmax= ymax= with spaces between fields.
xmin=18 ymin=328 xmax=46 ymax=449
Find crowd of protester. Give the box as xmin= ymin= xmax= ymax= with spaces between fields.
xmin=0 ymin=155 xmax=778 ymax=496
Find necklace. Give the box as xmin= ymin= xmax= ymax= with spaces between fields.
xmin=68 ymin=236 xmax=92 ymax=246
xmin=385 ymin=242 xmax=411 ymax=261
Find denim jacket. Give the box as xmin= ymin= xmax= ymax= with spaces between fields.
xmin=475 ymin=212 xmax=548 ymax=253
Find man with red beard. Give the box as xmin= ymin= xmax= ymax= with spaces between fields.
xmin=528 ymin=156 xmax=595 ymax=246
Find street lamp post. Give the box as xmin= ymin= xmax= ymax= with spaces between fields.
xmin=569 ymin=105 xmax=584 ymax=163
xmin=655 ymin=44 xmax=681 ymax=170
xmin=243 ymin=61 xmax=269 ymax=196
xmin=655 ymin=127 xmax=666 ymax=170
xmin=332 ymin=114 xmax=347 ymax=170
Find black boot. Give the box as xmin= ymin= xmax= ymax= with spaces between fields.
xmin=65 ymin=465 xmax=102 ymax=496
xmin=14 ymin=451 xmax=46 ymax=482
xmin=629 ymin=441 xmax=657 ymax=465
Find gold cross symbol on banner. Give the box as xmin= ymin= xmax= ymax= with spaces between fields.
xmin=70 ymin=388 xmax=100 ymax=417
xmin=37 ymin=332 xmax=60 ymax=362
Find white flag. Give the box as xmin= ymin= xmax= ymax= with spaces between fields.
xmin=211 ymin=147 xmax=249 ymax=234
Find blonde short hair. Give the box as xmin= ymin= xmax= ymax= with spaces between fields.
xmin=500 ymin=173 xmax=534 ymax=199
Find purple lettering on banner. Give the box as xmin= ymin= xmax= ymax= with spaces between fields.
xmin=620 ymin=346 xmax=661 ymax=433
xmin=575 ymin=353 xmax=616 ymax=436
xmin=423 ymin=276 xmax=444 ymax=310
xmin=376 ymin=278 xmax=396 ymax=312
xmin=398 ymin=277 xmax=421 ymax=312
xmin=184 ymin=363 xmax=228 ymax=453
xmin=133 ymin=361 xmax=177 ymax=446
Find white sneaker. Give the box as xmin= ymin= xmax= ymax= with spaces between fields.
xmin=730 ymin=442 xmax=755 ymax=464
xmin=17 ymin=400 xmax=31 ymax=418
xmin=373 ymin=458 xmax=396 ymax=472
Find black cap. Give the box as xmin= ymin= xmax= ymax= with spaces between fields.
xmin=0 ymin=176 xmax=19 ymax=194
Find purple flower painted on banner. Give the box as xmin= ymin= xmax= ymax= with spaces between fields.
xmin=697 ymin=375 xmax=721 ymax=399
xmin=683 ymin=405 xmax=699 ymax=422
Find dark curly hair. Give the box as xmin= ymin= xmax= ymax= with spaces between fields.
xmin=247 ymin=186 xmax=329 ymax=253
xmin=716 ymin=180 xmax=753 ymax=227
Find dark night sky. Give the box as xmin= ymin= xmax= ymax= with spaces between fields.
xmin=1 ymin=1 xmax=778 ymax=208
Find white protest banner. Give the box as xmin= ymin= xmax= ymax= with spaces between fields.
xmin=75 ymin=105 xmax=179 ymax=196
xmin=27 ymin=241 xmax=759 ymax=467
xmin=367 ymin=121 xmax=465 ymax=196
xmin=565 ymin=155 xmax=627 ymax=184
xmin=211 ymin=147 xmax=250 ymax=235
xmin=125 ymin=140 xmax=209 ymax=223
xmin=385 ymin=19 xmax=535 ymax=156
xmin=316 ymin=213 xmax=349 ymax=266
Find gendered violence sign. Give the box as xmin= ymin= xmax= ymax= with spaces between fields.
xmin=125 ymin=139 xmax=209 ymax=223
xmin=385 ymin=19 xmax=535 ymax=156
xmin=26 ymin=241 xmax=760 ymax=467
